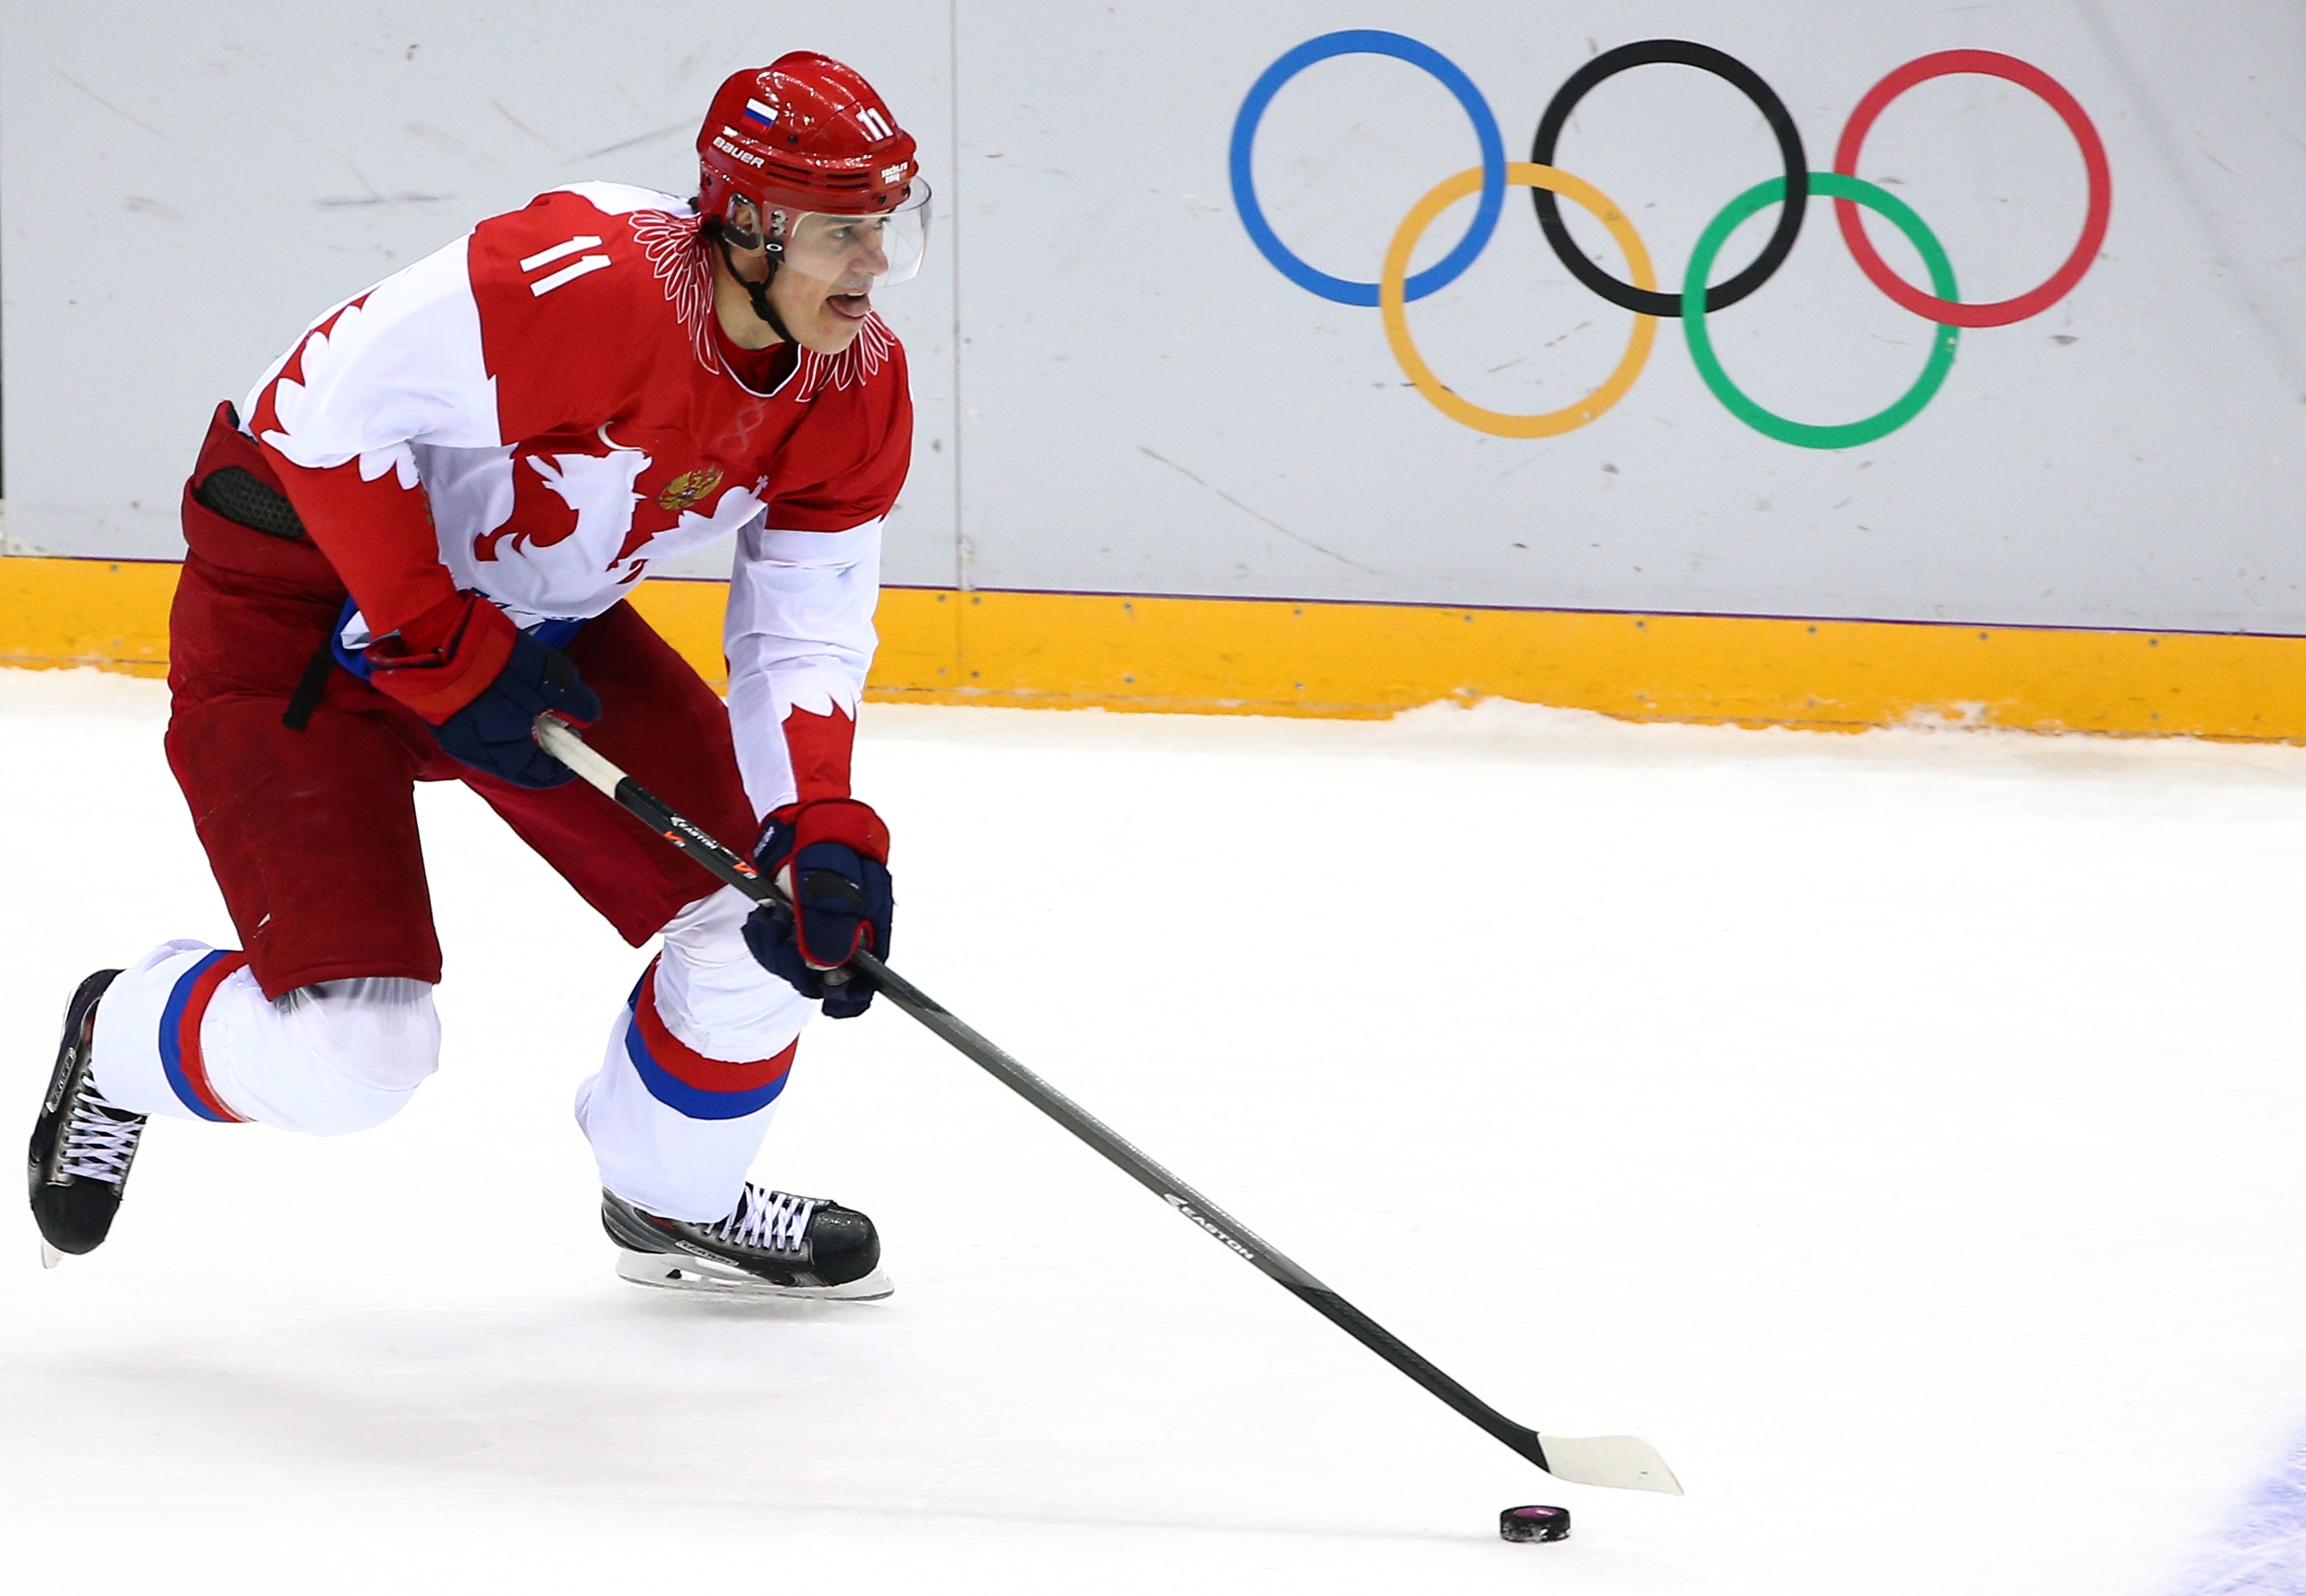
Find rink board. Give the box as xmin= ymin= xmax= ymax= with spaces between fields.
xmin=9 ymin=554 xmax=2306 ymax=739
xmin=4 ymin=3 xmax=2304 ymax=635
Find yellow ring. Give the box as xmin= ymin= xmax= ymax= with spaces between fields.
xmin=1379 ymin=162 xmax=1658 ymax=438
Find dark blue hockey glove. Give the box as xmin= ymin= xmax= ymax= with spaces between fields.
xmin=742 ymin=798 xmax=893 ymax=1019
xmin=365 ymin=594 xmax=601 ymax=789
xmin=432 ymin=630 xmax=600 ymax=788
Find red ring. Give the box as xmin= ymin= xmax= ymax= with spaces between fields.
xmin=1833 ymin=50 xmax=2111 ymax=328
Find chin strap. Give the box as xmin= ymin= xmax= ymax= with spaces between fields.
xmin=706 ymin=218 xmax=795 ymax=345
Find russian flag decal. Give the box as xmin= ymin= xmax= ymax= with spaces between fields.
xmin=743 ymin=97 xmax=778 ymax=129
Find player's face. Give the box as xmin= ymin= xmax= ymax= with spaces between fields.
xmin=766 ymin=213 xmax=895 ymax=354
xmin=762 ymin=188 xmax=934 ymax=354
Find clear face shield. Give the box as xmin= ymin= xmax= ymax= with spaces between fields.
xmin=765 ymin=181 xmax=933 ymax=292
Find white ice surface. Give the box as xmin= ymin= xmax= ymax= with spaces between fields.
xmin=6 ymin=668 xmax=2306 ymax=1594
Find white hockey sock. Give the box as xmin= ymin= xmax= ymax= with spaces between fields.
xmin=576 ymin=885 xmax=813 ymax=1221
xmin=90 ymin=941 xmax=440 ymax=1135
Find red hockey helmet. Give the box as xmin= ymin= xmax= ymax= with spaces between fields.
xmin=696 ymin=54 xmax=929 ymax=292
xmin=698 ymin=53 xmax=919 ymax=218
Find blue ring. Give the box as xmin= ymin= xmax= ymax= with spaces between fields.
xmin=1231 ymin=31 xmax=1507 ymax=308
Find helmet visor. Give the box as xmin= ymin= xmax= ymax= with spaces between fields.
xmin=771 ymin=181 xmax=932 ymax=291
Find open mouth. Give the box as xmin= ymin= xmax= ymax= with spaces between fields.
xmin=825 ymin=291 xmax=872 ymax=321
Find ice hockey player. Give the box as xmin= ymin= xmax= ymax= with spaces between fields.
xmin=26 ymin=54 xmax=927 ymax=1298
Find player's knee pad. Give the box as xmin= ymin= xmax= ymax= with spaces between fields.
xmin=656 ymin=885 xmax=810 ymax=1058
xmin=208 ymin=974 xmax=442 ymax=1136
xmin=285 ymin=977 xmax=443 ymax=1094
xmin=660 ymin=883 xmax=756 ymax=967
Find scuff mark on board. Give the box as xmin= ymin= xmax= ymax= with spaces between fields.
xmin=1138 ymin=447 xmax=1386 ymax=576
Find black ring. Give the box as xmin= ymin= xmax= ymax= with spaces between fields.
xmin=1530 ymin=39 xmax=1808 ymax=318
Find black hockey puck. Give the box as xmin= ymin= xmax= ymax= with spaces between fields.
xmin=1499 ymin=1504 xmax=1570 ymax=1542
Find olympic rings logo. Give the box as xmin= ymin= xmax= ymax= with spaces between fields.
xmin=1231 ymin=34 xmax=2112 ymax=448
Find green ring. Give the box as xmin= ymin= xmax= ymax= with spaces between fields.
xmin=1683 ymin=171 xmax=1960 ymax=450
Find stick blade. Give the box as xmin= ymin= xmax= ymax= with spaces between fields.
xmin=1538 ymin=1433 xmax=1683 ymax=1495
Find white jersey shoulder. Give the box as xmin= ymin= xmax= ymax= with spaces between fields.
xmin=244 ymin=235 xmax=499 ymax=475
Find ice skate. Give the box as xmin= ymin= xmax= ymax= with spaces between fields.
xmin=601 ymin=1183 xmax=892 ymax=1301
xmin=26 ymin=969 xmax=137 ymax=1266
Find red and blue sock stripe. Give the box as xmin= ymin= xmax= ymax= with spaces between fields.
xmin=158 ymin=950 xmax=251 ymax=1123
xmin=623 ymin=961 xmax=795 ymax=1121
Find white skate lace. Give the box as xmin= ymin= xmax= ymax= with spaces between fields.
xmin=704 ymin=1187 xmax=818 ymax=1255
xmin=57 ymin=1093 xmax=141 ymax=1186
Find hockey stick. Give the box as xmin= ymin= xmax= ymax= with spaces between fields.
xmin=534 ymin=715 xmax=1681 ymax=1495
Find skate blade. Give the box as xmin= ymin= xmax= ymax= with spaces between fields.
xmin=613 ymin=1247 xmax=894 ymax=1302
xmin=39 ymin=1241 xmax=61 ymax=1270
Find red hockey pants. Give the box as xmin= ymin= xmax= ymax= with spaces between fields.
xmin=167 ymin=405 xmax=758 ymax=999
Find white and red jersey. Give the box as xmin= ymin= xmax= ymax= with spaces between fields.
xmin=243 ymin=181 xmax=910 ymax=816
